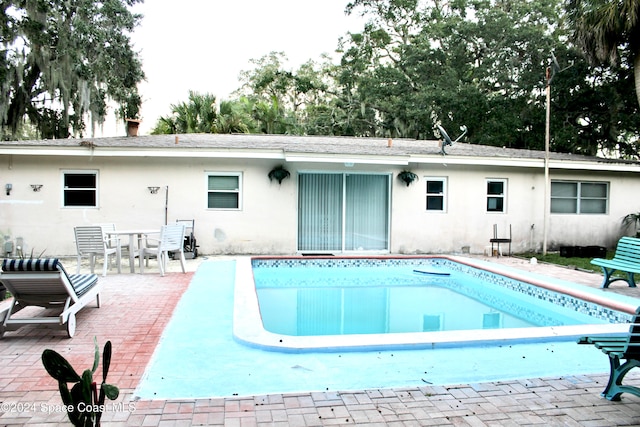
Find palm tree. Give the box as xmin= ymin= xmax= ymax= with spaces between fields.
xmin=150 ymin=91 xmax=217 ymax=134
xmin=567 ymin=0 xmax=640 ymax=107
xmin=212 ymin=100 xmax=256 ymax=134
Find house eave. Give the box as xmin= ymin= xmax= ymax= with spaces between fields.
xmin=2 ymin=143 xmax=640 ymax=173
xmin=0 ymin=146 xmax=411 ymax=165
xmin=411 ymin=155 xmax=640 ymax=173
xmin=0 ymin=146 xmax=286 ymax=160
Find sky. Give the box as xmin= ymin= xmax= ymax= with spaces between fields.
xmin=103 ymin=0 xmax=366 ymax=136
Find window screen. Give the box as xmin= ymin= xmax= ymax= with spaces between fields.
xmin=551 ymin=181 xmax=607 ymax=214
xmin=486 ymin=180 xmax=506 ymax=212
xmin=208 ymin=174 xmax=241 ymax=209
xmin=426 ymin=178 xmax=446 ymax=211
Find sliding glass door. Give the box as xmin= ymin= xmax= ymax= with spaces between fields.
xmin=298 ymin=173 xmax=390 ymax=252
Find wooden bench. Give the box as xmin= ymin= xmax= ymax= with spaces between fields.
xmin=577 ymin=307 xmax=640 ymax=401
xmin=591 ymin=236 xmax=640 ymax=288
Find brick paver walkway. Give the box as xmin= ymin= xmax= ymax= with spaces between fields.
xmin=1 ymin=255 xmax=640 ymax=426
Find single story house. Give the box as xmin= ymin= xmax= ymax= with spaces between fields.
xmin=1 ymin=133 xmax=639 ymax=257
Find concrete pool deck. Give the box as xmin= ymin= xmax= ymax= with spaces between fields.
xmin=2 ymin=254 xmax=640 ymax=426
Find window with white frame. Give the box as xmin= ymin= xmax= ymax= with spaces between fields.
xmin=207 ymin=173 xmax=241 ymax=209
xmin=426 ymin=177 xmax=447 ymax=211
xmin=551 ymin=181 xmax=608 ymax=214
xmin=63 ymin=171 xmax=98 ymax=207
xmin=486 ymin=179 xmax=506 ymax=212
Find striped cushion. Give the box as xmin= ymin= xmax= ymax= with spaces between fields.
xmin=69 ymin=274 xmax=99 ymax=296
xmin=1 ymin=258 xmax=97 ymax=296
xmin=2 ymin=258 xmax=62 ymax=272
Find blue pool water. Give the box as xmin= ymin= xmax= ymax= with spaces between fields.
xmin=253 ymin=263 xmax=605 ymax=336
xmin=135 ymin=259 xmax=638 ymax=399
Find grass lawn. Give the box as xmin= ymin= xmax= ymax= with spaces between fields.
xmin=516 ymin=250 xmax=640 ymax=284
xmin=516 ymin=251 xmax=613 ymax=272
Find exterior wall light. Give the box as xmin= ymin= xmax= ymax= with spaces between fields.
xmin=148 ymin=186 xmax=160 ymax=194
xmin=30 ymin=184 xmax=43 ymax=192
xmin=5 ymin=183 xmax=11 ymax=195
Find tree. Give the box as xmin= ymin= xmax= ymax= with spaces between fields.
xmin=340 ymin=0 xmax=569 ymax=146
xmin=234 ymin=52 xmax=338 ymax=134
xmin=150 ymin=92 xmax=257 ymax=135
xmin=1 ymin=0 xmax=145 ymax=140
xmin=151 ymin=91 xmax=217 ymax=134
xmin=566 ymin=0 xmax=640 ymax=108
xmin=336 ymin=0 xmax=640 ymax=156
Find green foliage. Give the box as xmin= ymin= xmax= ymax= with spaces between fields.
xmin=154 ymin=0 xmax=639 ymax=156
xmin=518 ymin=252 xmax=602 ymax=272
xmin=518 ymin=250 xmax=639 ymax=284
xmin=215 ymin=0 xmax=638 ymax=156
xmin=17 ymin=247 xmax=46 ymax=259
xmin=397 ymin=170 xmax=418 ymax=186
xmin=268 ymin=165 xmax=291 ymax=184
xmin=150 ymin=92 xmax=258 ymax=135
xmin=565 ymin=0 xmax=640 ymax=157
xmin=41 ymin=338 xmax=119 ymax=427
xmin=1 ymin=0 xmax=145 ymax=140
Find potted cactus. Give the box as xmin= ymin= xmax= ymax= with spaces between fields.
xmin=41 ymin=338 xmax=119 ymax=427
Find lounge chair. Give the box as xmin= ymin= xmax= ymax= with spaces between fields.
xmin=139 ymin=223 xmax=186 ymax=276
xmin=0 ymin=258 xmax=102 ymax=338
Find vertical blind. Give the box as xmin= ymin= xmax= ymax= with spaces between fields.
xmin=298 ymin=173 xmax=389 ymax=251
xmin=345 ymin=174 xmax=389 ymax=250
xmin=298 ymin=174 xmax=343 ymax=251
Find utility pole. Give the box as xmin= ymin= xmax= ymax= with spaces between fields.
xmin=543 ymin=66 xmax=551 ymax=256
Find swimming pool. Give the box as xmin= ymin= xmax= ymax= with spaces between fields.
xmin=136 ymin=258 xmax=640 ymax=399
xmin=234 ymin=256 xmax=635 ymax=352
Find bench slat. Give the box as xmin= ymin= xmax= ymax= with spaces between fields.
xmin=591 ymin=237 xmax=640 ymax=288
xmin=578 ymin=306 xmax=640 ymax=400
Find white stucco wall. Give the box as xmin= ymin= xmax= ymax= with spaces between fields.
xmin=0 ymin=153 xmax=638 ymax=257
xmin=0 ymin=155 xmax=299 ymax=256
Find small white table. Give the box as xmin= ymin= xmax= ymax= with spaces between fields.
xmin=106 ymin=229 xmax=160 ymax=273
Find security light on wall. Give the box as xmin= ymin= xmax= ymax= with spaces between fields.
xmin=148 ymin=186 xmax=160 ymax=194
xmin=30 ymin=184 xmax=43 ymax=192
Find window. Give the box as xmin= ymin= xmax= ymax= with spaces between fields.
xmin=207 ymin=173 xmax=241 ymax=209
xmin=486 ymin=179 xmax=506 ymax=212
xmin=551 ymin=181 xmax=608 ymax=214
xmin=426 ymin=178 xmax=447 ymax=211
xmin=63 ymin=171 xmax=97 ymax=207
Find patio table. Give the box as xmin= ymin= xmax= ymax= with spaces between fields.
xmin=105 ymin=229 xmax=160 ymax=273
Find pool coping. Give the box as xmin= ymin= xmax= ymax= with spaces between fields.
xmin=233 ymin=255 xmax=638 ymax=352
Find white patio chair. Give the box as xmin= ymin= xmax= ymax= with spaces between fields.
xmin=96 ymin=223 xmax=130 ymax=250
xmin=139 ymin=224 xmax=186 ymax=276
xmin=96 ymin=223 xmax=132 ymax=268
xmin=74 ymin=225 xmax=120 ymax=276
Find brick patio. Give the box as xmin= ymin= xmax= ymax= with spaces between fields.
xmin=1 ymin=255 xmax=640 ymax=426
